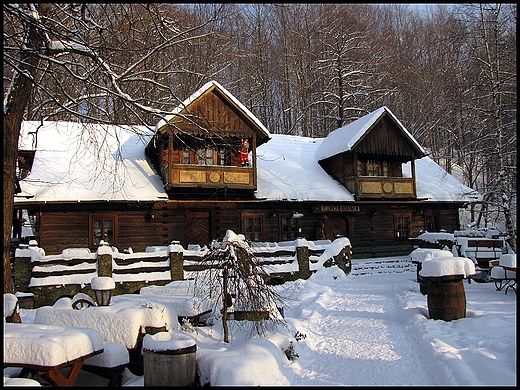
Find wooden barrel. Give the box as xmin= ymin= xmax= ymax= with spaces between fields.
xmin=426 ymin=280 xmax=466 ymax=321
xmin=414 ymin=263 xmax=429 ymax=295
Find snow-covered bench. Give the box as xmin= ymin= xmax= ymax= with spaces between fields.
xmin=455 ymin=238 xmax=504 ymax=281
xmin=82 ymin=341 xmax=130 ymax=386
xmin=490 ymin=254 xmax=516 ymax=295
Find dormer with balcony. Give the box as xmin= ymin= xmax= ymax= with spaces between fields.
xmin=147 ymin=81 xmax=271 ymax=198
xmin=316 ymin=106 xmax=427 ymax=200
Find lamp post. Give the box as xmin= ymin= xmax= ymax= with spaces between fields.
xmin=90 ymin=276 xmax=115 ymax=306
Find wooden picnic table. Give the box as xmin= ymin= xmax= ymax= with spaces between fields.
xmin=33 ymin=297 xmax=178 ymax=350
xmin=490 ymin=254 xmax=517 ymax=295
xmin=32 ymin=296 xmax=180 ymax=376
xmin=3 ymin=323 xmax=104 ymax=386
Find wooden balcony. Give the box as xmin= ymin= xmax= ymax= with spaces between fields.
xmin=162 ymin=164 xmax=256 ymax=190
xmin=347 ymin=177 xmax=416 ymax=199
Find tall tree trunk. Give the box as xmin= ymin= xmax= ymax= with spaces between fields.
xmin=479 ymin=4 xmax=516 ymax=252
xmin=3 ymin=4 xmax=49 ymax=293
xmin=222 ymin=265 xmax=229 ymax=343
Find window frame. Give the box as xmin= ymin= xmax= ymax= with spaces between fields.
xmin=89 ymin=214 xmax=118 ymax=248
xmin=357 ymin=159 xmax=391 ymax=177
xmin=394 ymin=213 xmax=411 ymax=239
xmin=279 ymin=213 xmax=299 ymax=241
xmin=242 ymin=213 xmax=264 ymax=242
xmin=425 ymin=213 xmax=440 ymax=231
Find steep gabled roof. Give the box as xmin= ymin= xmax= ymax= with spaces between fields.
xmin=15 ymin=121 xmax=480 ymax=205
xmin=154 ymin=80 xmax=271 ymax=146
xmin=315 ymin=106 xmax=427 ymax=161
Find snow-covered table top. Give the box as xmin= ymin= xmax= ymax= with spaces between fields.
xmin=33 ymin=296 xmax=179 ymax=349
xmin=410 ymin=248 xmax=454 ymax=264
xmin=124 ymin=293 xmax=213 ymax=318
xmin=3 ymin=323 xmax=104 ymax=368
xmin=139 ymin=280 xmax=213 ymax=317
xmin=499 ymin=254 xmax=516 ymax=269
xmin=419 ymin=256 xmax=476 ymax=279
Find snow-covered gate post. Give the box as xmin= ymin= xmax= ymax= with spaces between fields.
xmin=296 ymin=238 xmax=311 ymax=279
xmin=168 ymin=241 xmax=184 ymax=281
xmin=96 ymin=244 xmax=113 ymax=278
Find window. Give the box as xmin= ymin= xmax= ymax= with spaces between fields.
xmin=357 ymin=159 xmax=390 ymax=177
xmin=394 ymin=214 xmax=411 ymax=238
xmin=242 ymin=213 xmax=264 ymax=241
xmin=366 ymin=160 xmax=379 ymax=176
xmin=425 ymin=214 xmax=440 ymax=231
xmin=218 ymin=146 xmax=231 ymax=166
xmin=281 ymin=214 xmax=298 ymax=241
xmin=182 ymin=150 xmax=190 ymax=164
xmin=89 ymin=215 xmax=118 ymax=247
xmin=197 ymin=148 xmax=214 ymax=165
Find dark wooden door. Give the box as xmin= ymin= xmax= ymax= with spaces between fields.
xmin=324 ymin=215 xmax=349 ymax=241
xmin=186 ymin=211 xmax=211 ymax=246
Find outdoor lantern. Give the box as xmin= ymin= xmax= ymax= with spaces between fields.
xmin=90 ymin=276 xmax=115 ymax=306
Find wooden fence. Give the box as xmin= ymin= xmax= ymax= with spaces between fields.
xmin=14 ymin=239 xmax=351 ymax=308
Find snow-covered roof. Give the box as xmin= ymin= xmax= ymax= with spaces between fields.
xmin=403 ymin=157 xmax=481 ymax=203
xmin=15 ymin=121 xmax=168 ymax=203
xmin=315 ymin=106 xmax=427 ymax=161
xmin=154 ymin=80 xmax=271 ymax=145
xmin=256 ymin=134 xmax=480 ymax=203
xmin=16 ymin=110 xmax=480 ymax=204
xmin=255 ymin=134 xmax=355 ymax=201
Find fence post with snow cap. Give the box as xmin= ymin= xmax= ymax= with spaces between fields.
xmin=295 ymin=238 xmax=310 ymax=278
xmin=168 ymin=241 xmax=185 ymax=281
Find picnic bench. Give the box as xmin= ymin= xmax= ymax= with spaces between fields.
xmin=456 ymin=238 xmax=504 ymax=281
xmin=490 ymin=254 xmax=516 ymax=295
xmin=3 ymin=323 xmax=104 ymax=386
xmin=81 ymin=341 xmax=130 ymax=386
xmin=32 ymin=296 xmax=179 ymax=376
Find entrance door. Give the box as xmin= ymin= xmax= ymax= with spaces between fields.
xmin=186 ymin=211 xmax=211 ymax=246
xmin=324 ymin=215 xmax=349 ymax=241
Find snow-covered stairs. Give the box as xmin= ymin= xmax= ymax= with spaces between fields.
xmin=351 ymin=256 xmax=415 ymax=276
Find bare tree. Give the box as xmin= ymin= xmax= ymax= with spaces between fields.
xmin=3 ymin=3 xmax=227 ymax=293
xmin=469 ymin=4 xmax=516 ymax=250
xmin=191 ymin=230 xmax=285 ymax=343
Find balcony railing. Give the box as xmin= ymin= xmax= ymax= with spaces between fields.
xmin=162 ymin=164 xmax=255 ymax=190
xmin=346 ymin=177 xmax=416 ymax=199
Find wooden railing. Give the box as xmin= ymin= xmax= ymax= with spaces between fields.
xmin=346 ymin=177 xmax=415 ymax=199
xmin=162 ymin=164 xmax=255 ymax=190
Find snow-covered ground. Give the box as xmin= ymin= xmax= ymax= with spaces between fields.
xmin=5 ymin=256 xmax=516 ymax=386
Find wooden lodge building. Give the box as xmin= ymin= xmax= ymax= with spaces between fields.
xmin=14 ymin=81 xmax=480 ymax=258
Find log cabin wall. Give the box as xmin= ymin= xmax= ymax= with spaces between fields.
xmin=27 ymin=200 xmax=462 ymax=259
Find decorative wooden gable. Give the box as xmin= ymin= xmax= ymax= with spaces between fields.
xmin=149 ymin=81 xmax=270 ymax=194
xmin=317 ymin=107 xmax=427 ymax=200
xmin=353 ymin=114 xmax=423 ymax=159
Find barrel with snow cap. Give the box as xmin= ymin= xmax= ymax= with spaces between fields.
xmin=419 ymin=256 xmax=475 ymax=321
xmin=142 ymin=331 xmax=197 ymax=386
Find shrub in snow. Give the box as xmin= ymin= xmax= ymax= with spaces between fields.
xmin=195 ymin=229 xmax=286 ymax=342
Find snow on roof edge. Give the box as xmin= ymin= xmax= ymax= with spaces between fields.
xmin=154 ymin=80 xmax=271 ymax=141
xmin=315 ymin=106 xmax=427 ymax=161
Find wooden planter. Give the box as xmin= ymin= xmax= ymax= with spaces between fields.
xmin=233 ymin=311 xmax=270 ymax=321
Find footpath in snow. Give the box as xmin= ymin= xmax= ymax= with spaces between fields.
xmin=278 ymin=263 xmax=433 ymax=385
xmin=270 ymin=256 xmax=516 ymax=386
